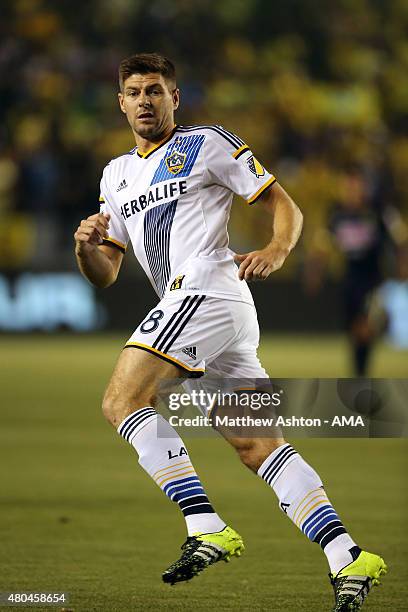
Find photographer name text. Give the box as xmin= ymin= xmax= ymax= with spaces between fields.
xmin=168 ymin=415 xmax=366 ymax=428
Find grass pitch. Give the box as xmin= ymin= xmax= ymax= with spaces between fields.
xmin=0 ymin=334 xmax=407 ymax=611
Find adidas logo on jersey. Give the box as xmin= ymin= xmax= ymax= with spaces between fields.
xmin=182 ymin=346 xmax=197 ymax=360
xmin=116 ymin=179 xmax=128 ymax=192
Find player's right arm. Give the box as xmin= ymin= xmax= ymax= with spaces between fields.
xmin=74 ymin=213 xmax=124 ymax=288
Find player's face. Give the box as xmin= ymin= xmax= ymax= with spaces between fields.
xmin=118 ymin=73 xmax=179 ymax=141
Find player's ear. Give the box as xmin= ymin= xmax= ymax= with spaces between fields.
xmin=118 ymin=92 xmax=126 ymax=114
xmin=172 ymin=88 xmax=180 ymax=111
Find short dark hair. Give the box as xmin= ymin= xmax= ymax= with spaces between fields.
xmin=119 ymin=52 xmax=176 ymax=91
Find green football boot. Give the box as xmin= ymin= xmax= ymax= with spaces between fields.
xmin=162 ymin=525 xmax=244 ymax=585
xmin=330 ymin=550 xmax=387 ymax=611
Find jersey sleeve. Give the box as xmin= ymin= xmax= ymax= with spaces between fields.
xmin=98 ymin=166 xmax=129 ymax=253
xmin=204 ymin=127 xmax=276 ymax=204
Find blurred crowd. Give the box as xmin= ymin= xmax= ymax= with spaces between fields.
xmin=0 ymin=0 xmax=407 ymax=274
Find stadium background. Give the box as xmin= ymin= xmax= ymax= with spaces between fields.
xmin=1 ymin=1 xmax=407 ymax=611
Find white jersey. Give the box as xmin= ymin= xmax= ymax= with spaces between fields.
xmin=99 ymin=124 xmax=276 ymax=304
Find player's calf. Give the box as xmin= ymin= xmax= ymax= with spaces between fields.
xmin=228 ymin=436 xmax=383 ymax=589
xmin=103 ymin=346 xmax=228 ymax=550
xmin=117 ymin=407 xmax=226 ymax=536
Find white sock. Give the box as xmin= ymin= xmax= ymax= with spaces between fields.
xmin=117 ymin=408 xmax=226 ymax=536
xmin=258 ymin=443 xmax=360 ymax=574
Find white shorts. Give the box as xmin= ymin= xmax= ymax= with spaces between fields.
xmin=125 ymin=294 xmax=268 ymax=380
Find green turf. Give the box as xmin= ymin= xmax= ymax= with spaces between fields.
xmin=0 ymin=334 xmax=407 ymax=611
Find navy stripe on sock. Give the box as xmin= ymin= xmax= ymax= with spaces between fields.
xmin=119 ymin=408 xmax=156 ymax=440
xmin=318 ymin=525 xmax=347 ymax=550
xmin=313 ymin=519 xmax=343 ymax=543
xmin=260 ymin=444 xmax=292 ymax=479
xmin=172 ymin=487 xmax=205 ymax=502
xmin=181 ymin=502 xmax=215 ymax=517
xmin=261 ymin=445 xmax=298 ymax=485
xmin=302 ymin=504 xmax=333 ymax=535
xmin=118 ymin=408 xmax=157 ymax=441
xmin=178 ymin=495 xmax=210 ymax=510
xmin=163 ymin=476 xmax=200 ymax=497
xmin=263 ymin=449 xmax=297 ymax=485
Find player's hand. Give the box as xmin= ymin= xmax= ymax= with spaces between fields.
xmin=234 ymin=243 xmax=290 ymax=281
xmin=74 ymin=213 xmax=111 ymax=251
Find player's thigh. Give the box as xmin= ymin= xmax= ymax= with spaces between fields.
xmin=181 ymin=301 xmax=268 ymax=415
xmin=126 ymin=294 xmax=241 ymax=378
xmin=103 ymin=294 xmax=219 ymax=425
xmin=207 ymin=301 xmax=269 ymax=380
xmin=102 ymin=345 xmax=183 ymax=426
xmin=205 ymin=304 xmax=285 ymax=459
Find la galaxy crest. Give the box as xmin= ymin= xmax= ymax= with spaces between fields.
xmin=247 ymin=155 xmax=265 ymax=178
xmin=166 ymin=149 xmax=186 ymax=175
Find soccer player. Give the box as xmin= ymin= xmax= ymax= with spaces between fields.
xmin=305 ymin=169 xmax=407 ymax=375
xmin=74 ymin=53 xmax=386 ymax=611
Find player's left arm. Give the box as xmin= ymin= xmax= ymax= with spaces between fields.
xmin=235 ymin=182 xmax=303 ymax=281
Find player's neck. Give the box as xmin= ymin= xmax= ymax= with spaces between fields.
xmin=134 ymin=124 xmax=176 ymax=155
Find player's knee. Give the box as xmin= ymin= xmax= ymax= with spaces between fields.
xmin=234 ymin=440 xmax=266 ymax=472
xmin=236 ymin=441 xmax=259 ymax=471
xmin=235 ymin=438 xmax=285 ymax=472
xmin=102 ymin=384 xmax=156 ymax=427
xmin=102 ymin=388 xmax=122 ymax=426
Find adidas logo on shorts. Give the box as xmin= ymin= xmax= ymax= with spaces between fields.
xmin=116 ymin=179 xmax=128 ymax=192
xmin=182 ymin=346 xmax=197 ymax=360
